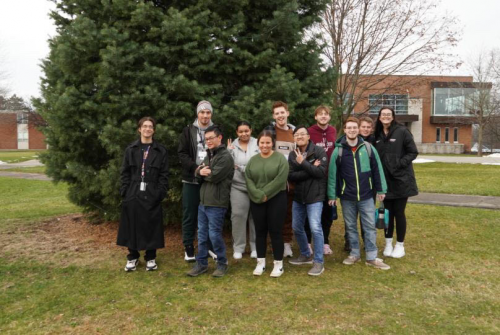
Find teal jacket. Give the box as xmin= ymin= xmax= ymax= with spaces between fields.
xmin=327 ymin=136 xmax=387 ymax=201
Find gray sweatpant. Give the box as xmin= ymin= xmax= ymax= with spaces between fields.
xmin=230 ymin=186 xmax=256 ymax=253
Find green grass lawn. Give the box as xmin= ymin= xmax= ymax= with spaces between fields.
xmin=0 ymin=177 xmax=77 ymax=223
xmin=414 ymin=162 xmax=500 ymax=196
xmin=1 ymin=200 xmax=499 ymax=333
xmin=0 ymin=150 xmax=41 ymax=163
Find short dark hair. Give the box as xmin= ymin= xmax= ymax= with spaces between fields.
xmin=293 ymin=126 xmax=309 ymax=135
xmin=236 ymin=120 xmax=252 ymax=131
xmin=138 ymin=116 xmax=156 ymax=129
xmin=257 ymin=130 xmax=275 ymax=146
xmin=205 ymin=125 xmax=222 ymax=137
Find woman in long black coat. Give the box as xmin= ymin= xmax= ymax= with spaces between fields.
xmin=374 ymin=107 xmax=418 ymax=259
xmin=117 ymin=117 xmax=169 ymax=272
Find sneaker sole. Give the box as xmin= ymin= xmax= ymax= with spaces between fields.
xmin=308 ymin=268 xmax=325 ymax=276
xmin=253 ymin=268 xmax=266 ymax=276
xmin=187 ymin=268 xmax=208 ymax=277
xmin=365 ymin=262 xmax=391 ymax=270
xmin=342 ymin=259 xmax=361 ymax=265
xmin=288 ymin=260 xmax=313 ymax=265
xmin=270 ymin=269 xmax=284 ymax=277
xmin=146 ymin=266 xmax=158 ymax=271
xmin=212 ymin=271 xmax=227 ymax=278
xmin=124 ymin=267 xmax=137 ymax=272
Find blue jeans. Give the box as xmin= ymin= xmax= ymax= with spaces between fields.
xmin=292 ymin=201 xmax=324 ymax=264
xmin=196 ymin=205 xmax=227 ymax=266
xmin=340 ymin=198 xmax=378 ymax=261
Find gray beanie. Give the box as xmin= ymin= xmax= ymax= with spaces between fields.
xmin=197 ymin=100 xmax=213 ymax=114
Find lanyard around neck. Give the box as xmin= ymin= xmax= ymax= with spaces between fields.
xmin=141 ymin=146 xmax=151 ymax=180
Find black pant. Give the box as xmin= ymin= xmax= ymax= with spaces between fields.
xmin=250 ymin=191 xmax=287 ymax=260
xmin=127 ymin=248 xmax=156 ymax=261
xmin=384 ymin=198 xmax=408 ymax=242
xmin=305 ymin=200 xmax=334 ymax=244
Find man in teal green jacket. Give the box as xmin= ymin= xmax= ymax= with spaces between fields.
xmin=327 ymin=117 xmax=390 ymax=270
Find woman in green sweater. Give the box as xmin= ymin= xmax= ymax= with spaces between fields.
xmin=245 ymin=130 xmax=289 ymax=277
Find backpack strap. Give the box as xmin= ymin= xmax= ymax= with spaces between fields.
xmin=336 ymin=142 xmax=372 ymax=165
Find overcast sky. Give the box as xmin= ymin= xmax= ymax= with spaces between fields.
xmin=1 ymin=0 xmax=500 ymax=100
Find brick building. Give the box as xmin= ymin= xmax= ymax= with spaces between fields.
xmin=350 ymin=75 xmax=490 ymax=153
xmin=0 ymin=110 xmax=47 ymax=150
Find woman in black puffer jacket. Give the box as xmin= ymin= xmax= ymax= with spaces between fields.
xmin=374 ymin=107 xmax=418 ymax=259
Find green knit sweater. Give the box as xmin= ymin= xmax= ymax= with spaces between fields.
xmin=245 ymin=152 xmax=289 ymax=203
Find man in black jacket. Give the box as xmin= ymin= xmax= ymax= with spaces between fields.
xmin=178 ymin=100 xmax=215 ymax=262
xmin=288 ymin=126 xmax=327 ymax=276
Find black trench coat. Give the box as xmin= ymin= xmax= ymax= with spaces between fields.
xmin=117 ymin=140 xmax=169 ymax=250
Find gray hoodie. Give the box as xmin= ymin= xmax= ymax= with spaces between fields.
xmin=228 ymin=137 xmax=259 ymax=192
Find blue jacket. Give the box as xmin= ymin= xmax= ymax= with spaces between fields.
xmin=327 ymin=136 xmax=387 ymax=201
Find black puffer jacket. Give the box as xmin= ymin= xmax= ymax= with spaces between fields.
xmin=288 ymin=141 xmax=328 ymax=204
xmin=375 ymin=124 xmax=418 ymax=199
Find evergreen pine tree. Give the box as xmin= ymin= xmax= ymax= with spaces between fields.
xmin=34 ymin=0 xmax=331 ymax=222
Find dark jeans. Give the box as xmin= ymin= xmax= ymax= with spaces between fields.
xmin=250 ymin=191 xmax=287 ymax=260
xmin=127 ymin=249 xmax=156 ymax=261
xmin=182 ymin=183 xmax=214 ymax=251
xmin=305 ymin=200 xmax=334 ymax=245
xmin=384 ymin=198 xmax=408 ymax=242
xmin=196 ymin=205 xmax=228 ymax=267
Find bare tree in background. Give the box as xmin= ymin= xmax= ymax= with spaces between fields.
xmin=466 ymin=49 xmax=500 ymax=156
xmin=316 ymin=0 xmax=461 ymax=126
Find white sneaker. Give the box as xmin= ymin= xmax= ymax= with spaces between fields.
xmin=391 ymin=242 xmax=405 ymax=258
xmin=250 ymin=250 xmax=257 ymax=259
xmin=124 ymin=259 xmax=139 ymax=272
xmin=270 ymin=260 xmax=284 ymax=277
xmin=283 ymin=243 xmax=293 ymax=258
xmin=233 ymin=252 xmax=243 ymax=260
xmin=253 ymin=258 xmax=266 ymax=276
xmin=146 ymin=259 xmax=158 ymax=271
xmin=383 ymin=238 xmax=393 ymax=257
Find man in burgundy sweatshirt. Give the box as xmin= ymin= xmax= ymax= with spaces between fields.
xmin=307 ymin=105 xmax=337 ymax=255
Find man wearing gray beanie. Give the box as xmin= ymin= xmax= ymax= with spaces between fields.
xmin=178 ymin=100 xmax=216 ymax=262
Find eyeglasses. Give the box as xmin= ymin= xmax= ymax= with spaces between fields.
xmin=141 ymin=125 xmax=154 ymax=129
xmin=380 ymin=113 xmax=393 ymax=117
xmin=205 ymin=135 xmax=219 ymax=142
xmin=293 ymin=132 xmax=309 ymax=138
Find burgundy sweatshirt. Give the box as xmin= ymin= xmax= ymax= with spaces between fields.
xmin=308 ymin=124 xmax=337 ymax=162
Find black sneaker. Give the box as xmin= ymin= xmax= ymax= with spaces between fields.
xmin=184 ymin=245 xmax=196 ymax=263
xmin=212 ymin=263 xmax=228 ymax=278
xmin=187 ymin=263 xmax=208 ymax=277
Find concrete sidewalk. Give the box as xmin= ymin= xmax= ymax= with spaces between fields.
xmin=0 ymin=159 xmax=44 ymax=170
xmin=409 ymin=192 xmax=500 ymax=210
xmin=0 ymin=171 xmax=51 ymax=181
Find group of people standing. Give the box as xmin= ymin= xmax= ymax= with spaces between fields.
xmin=116 ymin=100 xmax=418 ymax=278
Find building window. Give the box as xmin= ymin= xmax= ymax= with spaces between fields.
xmin=369 ymin=94 xmax=408 ymax=114
xmin=432 ymin=87 xmax=489 ymax=116
xmin=454 ymin=127 xmax=459 ymax=143
xmin=18 ymin=130 xmax=29 ymax=142
xmin=445 ymin=127 xmax=449 ymax=143
xmin=436 ymin=127 xmax=441 ymax=142
xmin=17 ymin=112 xmax=29 ymax=124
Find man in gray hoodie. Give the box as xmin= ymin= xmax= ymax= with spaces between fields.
xmin=178 ymin=100 xmax=215 ymax=262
